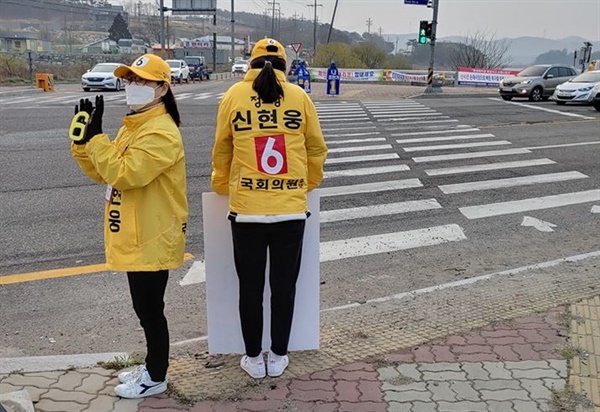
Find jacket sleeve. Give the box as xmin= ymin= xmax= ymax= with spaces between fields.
xmin=84 ymin=127 xmax=182 ymax=190
xmin=71 ymin=139 xmax=106 ymax=184
xmin=304 ymin=96 xmax=328 ymax=191
xmin=211 ymin=93 xmax=234 ymax=195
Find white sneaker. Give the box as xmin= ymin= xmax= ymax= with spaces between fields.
xmin=114 ymin=369 xmax=167 ymax=399
xmin=267 ymin=351 xmax=289 ymax=377
xmin=117 ymin=364 xmax=145 ymax=384
xmin=240 ymin=355 xmax=266 ymax=379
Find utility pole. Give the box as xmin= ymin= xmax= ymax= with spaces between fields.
xmin=307 ymin=1 xmax=323 ymax=56
xmin=378 ymin=26 xmax=383 ymax=37
xmin=424 ymin=0 xmax=440 ymax=94
xmin=159 ymin=0 xmax=165 ymax=55
xmin=366 ymin=18 xmax=373 ymax=34
xmin=231 ymin=0 xmax=235 ymax=63
xmin=326 ymin=0 xmax=339 ymax=44
xmin=268 ymin=1 xmax=280 ymax=37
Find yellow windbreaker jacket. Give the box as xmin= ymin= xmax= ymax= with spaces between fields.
xmin=211 ymin=69 xmax=327 ymax=219
xmin=71 ymin=105 xmax=188 ymax=272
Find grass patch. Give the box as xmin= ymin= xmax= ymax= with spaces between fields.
xmin=557 ymin=344 xmax=587 ymax=361
xmin=549 ymin=385 xmax=595 ymax=412
xmin=97 ymin=354 xmax=144 ymax=371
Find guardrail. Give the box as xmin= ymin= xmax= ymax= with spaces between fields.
xmin=209 ymin=72 xmax=246 ymax=81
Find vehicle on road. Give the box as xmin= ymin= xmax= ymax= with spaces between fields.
xmin=183 ymin=56 xmax=210 ymax=81
xmin=166 ymin=59 xmax=190 ymax=84
xmin=593 ymin=85 xmax=600 ymax=111
xmin=551 ymin=70 xmax=600 ymax=105
xmin=498 ymin=64 xmax=577 ymax=102
xmin=231 ymin=59 xmax=249 ymax=74
xmin=81 ymin=63 xmax=124 ymax=92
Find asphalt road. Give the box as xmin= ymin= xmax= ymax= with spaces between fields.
xmin=0 ymin=80 xmax=598 ymax=358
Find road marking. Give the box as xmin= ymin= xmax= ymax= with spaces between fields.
xmin=179 ymin=260 xmax=206 ymax=286
xmin=320 ymin=224 xmax=466 ymax=262
xmin=326 ymin=153 xmax=399 ymax=164
xmin=321 ymin=199 xmax=442 ymax=223
xmin=405 ymin=140 xmax=511 ymax=152
xmin=193 ymin=93 xmax=213 ymax=100
xmin=328 ymin=144 xmax=392 ymax=153
xmin=392 ymin=127 xmax=480 ymax=137
xmin=320 ymin=179 xmax=423 ymax=197
xmin=525 ymin=141 xmax=600 ymax=150
xmin=413 ymin=148 xmax=531 ymax=163
xmin=522 ymin=216 xmax=557 ymax=233
xmin=379 ymin=115 xmax=450 ymax=122
xmin=383 ymin=119 xmax=459 ymax=127
xmin=425 ymin=158 xmax=556 ymax=176
xmin=325 ymin=131 xmax=381 ymax=137
xmin=324 ymin=250 xmax=600 ymax=311
xmin=322 ymin=126 xmax=376 ymax=132
xmin=319 ymin=114 xmax=368 ymax=119
xmin=592 ymin=206 xmax=600 ymax=213
xmin=324 ymin=164 xmax=410 ymax=178
xmin=439 ymin=171 xmax=588 ymax=194
xmin=326 ymin=138 xmax=387 ymax=145
xmin=489 ymin=97 xmax=597 ymax=120
xmin=320 ymin=117 xmax=370 ymax=122
xmin=373 ymin=111 xmax=441 ymax=117
xmin=0 ymin=253 xmax=195 ymax=286
xmin=174 ymin=93 xmax=194 ymax=100
xmin=459 ymin=190 xmax=600 ymax=219
xmin=396 ymin=133 xmax=495 ymax=144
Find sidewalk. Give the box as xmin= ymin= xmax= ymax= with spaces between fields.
xmin=1 ymin=254 xmax=599 ymax=411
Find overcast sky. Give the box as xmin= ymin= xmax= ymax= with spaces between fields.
xmin=142 ymin=0 xmax=600 ymax=41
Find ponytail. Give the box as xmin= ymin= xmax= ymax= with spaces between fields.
xmin=161 ymin=86 xmax=181 ymax=127
xmin=251 ymin=56 xmax=286 ymax=104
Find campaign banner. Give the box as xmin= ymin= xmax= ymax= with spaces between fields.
xmin=385 ymin=70 xmax=428 ymax=83
xmin=457 ymin=67 xmax=520 ymax=87
xmin=310 ymin=68 xmax=384 ymax=82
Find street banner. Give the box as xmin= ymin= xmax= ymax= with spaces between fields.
xmin=296 ymin=64 xmax=312 ymax=93
xmin=183 ymin=40 xmax=212 ymax=49
xmin=385 ymin=70 xmax=428 ymax=83
xmin=310 ymin=68 xmax=384 ymax=82
xmin=203 ymin=191 xmax=321 ymax=354
xmin=457 ymin=67 xmax=520 ymax=87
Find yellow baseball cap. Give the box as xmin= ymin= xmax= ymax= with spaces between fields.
xmin=250 ymin=38 xmax=287 ymax=63
xmin=114 ymin=54 xmax=171 ymax=82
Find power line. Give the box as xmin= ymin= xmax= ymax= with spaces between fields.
xmin=307 ymin=1 xmax=323 ymax=55
xmin=366 ymin=18 xmax=373 ymax=34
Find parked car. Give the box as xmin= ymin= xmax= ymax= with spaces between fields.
xmin=81 ymin=62 xmax=124 ymax=92
xmin=166 ymin=59 xmax=190 ymax=84
xmin=551 ymin=70 xmax=600 ymax=105
xmin=231 ymin=59 xmax=249 ymax=74
xmin=592 ymin=84 xmax=600 ymax=112
xmin=498 ymin=64 xmax=577 ymax=102
xmin=183 ymin=56 xmax=210 ymax=81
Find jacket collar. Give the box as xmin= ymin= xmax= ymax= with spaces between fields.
xmin=243 ymin=68 xmax=288 ymax=83
xmin=122 ymin=104 xmax=167 ymax=128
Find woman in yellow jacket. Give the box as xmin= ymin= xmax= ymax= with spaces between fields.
xmin=70 ymin=54 xmax=188 ymax=398
xmin=212 ymin=38 xmax=327 ymax=379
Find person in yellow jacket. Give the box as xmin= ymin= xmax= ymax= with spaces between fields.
xmin=212 ymin=38 xmax=328 ymax=379
xmin=69 ymin=54 xmax=188 ymax=399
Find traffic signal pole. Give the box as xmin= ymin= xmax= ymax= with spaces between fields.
xmin=424 ymin=0 xmax=440 ymax=94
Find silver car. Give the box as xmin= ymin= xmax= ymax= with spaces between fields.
xmin=81 ymin=63 xmax=123 ymax=92
xmin=498 ymin=64 xmax=577 ymax=102
xmin=551 ymin=70 xmax=600 ymax=105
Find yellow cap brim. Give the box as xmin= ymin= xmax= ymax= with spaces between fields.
xmin=113 ymin=65 xmax=164 ymax=81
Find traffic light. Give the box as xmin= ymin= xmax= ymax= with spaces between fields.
xmin=418 ymin=20 xmax=428 ymax=44
xmin=418 ymin=20 xmax=433 ymax=44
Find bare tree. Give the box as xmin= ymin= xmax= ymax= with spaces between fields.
xmin=449 ymin=30 xmax=512 ymax=69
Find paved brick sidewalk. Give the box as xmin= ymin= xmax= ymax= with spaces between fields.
xmin=4 ymin=303 xmax=599 ymax=412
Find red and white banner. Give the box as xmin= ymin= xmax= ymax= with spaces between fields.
xmin=457 ymin=67 xmax=520 ymax=87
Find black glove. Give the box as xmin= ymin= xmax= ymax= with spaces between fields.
xmin=72 ymin=95 xmax=104 ymax=145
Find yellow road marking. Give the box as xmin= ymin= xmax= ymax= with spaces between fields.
xmin=0 ymin=253 xmax=195 ymax=286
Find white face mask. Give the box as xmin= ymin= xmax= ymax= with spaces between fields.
xmin=125 ymin=84 xmax=158 ymax=110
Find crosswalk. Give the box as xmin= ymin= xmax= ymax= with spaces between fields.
xmin=180 ymin=98 xmax=599 ymax=285
xmin=0 ymin=90 xmax=226 ymax=107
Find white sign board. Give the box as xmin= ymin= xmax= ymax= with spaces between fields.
xmin=203 ymin=191 xmax=321 ymax=354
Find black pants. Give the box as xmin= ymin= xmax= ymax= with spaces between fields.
xmin=127 ymin=270 xmax=169 ymax=382
xmin=231 ymin=220 xmax=306 ymax=358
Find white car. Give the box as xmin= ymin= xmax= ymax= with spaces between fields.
xmin=551 ymin=70 xmax=600 ymax=105
xmin=81 ymin=63 xmax=123 ymax=92
xmin=166 ymin=59 xmax=190 ymax=84
xmin=231 ymin=60 xmax=249 ymax=74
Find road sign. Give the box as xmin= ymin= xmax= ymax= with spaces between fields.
xmin=404 ymin=0 xmax=428 ymax=4
xmin=291 ymin=42 xmax=303 ymax=54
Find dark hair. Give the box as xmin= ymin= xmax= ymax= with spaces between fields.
xmin=160 ymin=85 xmax=181 ymax=127
xmin=251 ymin=55 xmax=286 ymax=104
